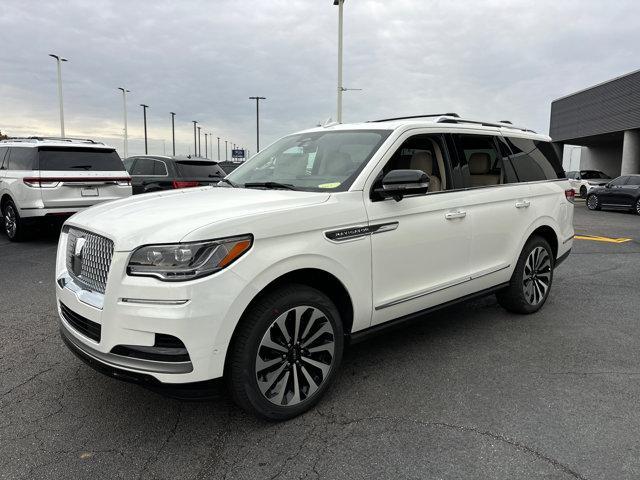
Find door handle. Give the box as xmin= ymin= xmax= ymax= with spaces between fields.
xmin=515 ymin=200 xmax=531 ymax=209
xmin=445 ymin=210 xmax=467 ymax=220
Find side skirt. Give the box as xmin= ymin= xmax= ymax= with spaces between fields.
xmin=348 ymin=282 xmax=509 ymax=345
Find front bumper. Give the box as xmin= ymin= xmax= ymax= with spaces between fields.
xmin=55 ymin=230 xmax=253 ymax=384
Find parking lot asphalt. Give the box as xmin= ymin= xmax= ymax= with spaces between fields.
xmin=1 ymin=203 xmax=639 ymax=480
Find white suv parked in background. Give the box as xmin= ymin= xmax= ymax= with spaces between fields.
xmin=55 ymin=114 xmax=574 ymax=420
xmin=0 ymin=137 xmax=132 ymax=241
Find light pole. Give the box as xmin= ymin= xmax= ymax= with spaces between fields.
xmin=249 ymin=96 xmax=266 ymax=152
xmin=192 ymin=121 xmax=198 ymax=156
xmin=49 ymin=54 xmax=67 ymax=138
xmin=334 ymin=0 xmax=345 ymax=123
xmin=225 ymin=140 xmax=228 ymax=161
xmin=217 ymin=137 xmax=221 ymax=161
xmin=140 ymin=104 xmax=149 ymax=154
xmin=118 ymin=87 xmax=130 ymax=158
xmin=170 ymin=112 xmax=176 ymax=156
xmin=204 ymin=133 xmax=208 ymax=159
xmin=197 ymin=126 xmax=202 ymax=157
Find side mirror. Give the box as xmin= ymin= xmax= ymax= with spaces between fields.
xmin=376 ymin=169 xmax=430 ymax=201
xmin=605 ymin=183 xmax=611 ymax=188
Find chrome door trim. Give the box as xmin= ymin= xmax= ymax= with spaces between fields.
xmin=375 ymin=263 xmax=510 ymax=310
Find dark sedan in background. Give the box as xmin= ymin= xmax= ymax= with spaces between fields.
xmin=123 ymin=155 xmax=226 ymax=194
xmin=587 ymin=174 xmax=640 ymax=214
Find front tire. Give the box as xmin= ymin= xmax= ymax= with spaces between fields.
xmin=635 ymin=198 xmax=640 ymax=215
xmin=226 ymin=284 xmax=344 ymax=421
xmin=2 ymin=199 xmax=26 ymax=241
xmin=586 ymin=193 xmax=600 ymax=211
xmin=497 ymin=236 xmax=554 ymax=314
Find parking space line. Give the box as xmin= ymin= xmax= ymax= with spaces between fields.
xmin=574 ymin=235 xmax=632 ymax=244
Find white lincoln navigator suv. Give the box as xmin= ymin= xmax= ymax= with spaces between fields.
xmin=56 ymin=114 xmax=574 ymax=420
xmin=0 ymin=137 xmax=132 ymax=241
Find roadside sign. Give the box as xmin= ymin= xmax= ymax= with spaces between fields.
xmin=232 ymin=149 xmax=245 ymax=159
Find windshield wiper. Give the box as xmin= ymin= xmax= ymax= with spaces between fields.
xmin=243 ymin=182 xmax=298 ymax=191
xmin=217 ymin=178 xmax=237 ymax=187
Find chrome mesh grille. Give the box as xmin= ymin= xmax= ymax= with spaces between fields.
xmin=66 ymin=228 xmax=114 ymax=294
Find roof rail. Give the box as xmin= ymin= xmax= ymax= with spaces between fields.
xmin=368 ymin=113 xmax=460 ymax=123
xmin=3 ymin=136 xmax=103 ymax=145
xmin=436 ymin=117 xmax=536 ymax=134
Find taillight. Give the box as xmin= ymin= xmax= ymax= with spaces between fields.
xmin=117 ymin=178 xmax=132 ymax=186
xmin=172 ymin=181 xmax=200 ymax=189
xmin=565 ymin=189 xmax=575 ymax=203
xmin=23 ymin=177 xmax=60 ymax=188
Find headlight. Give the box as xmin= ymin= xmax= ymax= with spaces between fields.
xmin=127 ymin=235 xmax=252 ymax=281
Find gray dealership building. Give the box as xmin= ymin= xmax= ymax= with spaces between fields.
xmin=549 ymin=69 xmax=640 ymax=176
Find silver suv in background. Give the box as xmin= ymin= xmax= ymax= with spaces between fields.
xmin=0 ymin=137 xmax=132 ymax=241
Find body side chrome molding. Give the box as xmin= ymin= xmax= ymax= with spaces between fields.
xmin=375 ymin=263 xmax=510 ymax=310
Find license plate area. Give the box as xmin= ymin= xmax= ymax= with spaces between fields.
xmin=81 ymin=187 xmax=99 ymax=197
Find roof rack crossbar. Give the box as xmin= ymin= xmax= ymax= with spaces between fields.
xmin=368 ymin=113 xmax=460 ymax=123
xmin=435 ymin=117 xmax=536 ymax=134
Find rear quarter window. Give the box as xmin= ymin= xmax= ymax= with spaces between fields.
xmin=504 ymin=137 xmax=564 ymax=181
xmin=37 ymin=147 xmax=125 ymax=171
xmin=7 ymin=147 xmax=37 ymax=170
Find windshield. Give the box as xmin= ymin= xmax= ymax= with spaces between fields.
xmin=581 ymin=171 xmax=610 ymax=179
xmin=226 ymin=130 xmax=391 ymax=191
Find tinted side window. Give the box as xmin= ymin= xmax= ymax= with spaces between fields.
xmin=504 ymin=137 xmax=563 ymax=181
xmin=8 ymin=147 xmax=37 ymax=170
xmin=153 ymin=160 xmax=168 ymax=176
xmin=496 ymin=136 xmax=519 ymax=184
xmin=0 ymin=147 xmax=8 ymax=169
xmin=610 ymin=176 xmax=628 ymax=186
xmin=627 ymin=176 xmax=640 ymax=186
xmin=123 ymin=158 xmax=135 ymax=172
xmin=131 ymin=158 xmax=154 ymax=176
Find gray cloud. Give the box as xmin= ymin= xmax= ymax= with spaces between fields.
xmin=1 ymin=0 xmax=639 ymax=157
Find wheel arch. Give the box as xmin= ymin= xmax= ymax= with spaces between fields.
xmin=1 ymin=193 xmax=14 ymax=210
xmin=525 ymin=223 xmax=559 ymax=260
xmin=223 ymin=267 xmax=355 ymax=374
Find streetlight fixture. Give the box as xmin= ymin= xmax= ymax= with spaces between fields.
xmin=249 ymin=96 xmax=266 ymax=152
xmin=49 ymin=54 xmax=68 ymax=138
xmin=170 ymin=112 xmax=176 ymax=156
xmin=192 ymin=121 xmax=198 ymax=156
xmin=334 ymin=0 xmax=345 ymax=123
xmin=140 ymin=104 xmax=149 ymax=154
xmin=118 ymin=87 xmax=130 ymax=158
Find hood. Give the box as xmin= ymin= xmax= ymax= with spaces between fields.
xmin=67 ymin=186 xmax=330 ymax=251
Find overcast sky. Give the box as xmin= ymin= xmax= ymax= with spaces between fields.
xmin=1 ymin=0 xmax=639 ymax=158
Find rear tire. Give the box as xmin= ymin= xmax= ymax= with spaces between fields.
xmin=579 ymin=185 xmax=587 ymax=198
xmin=586 ymin=193 xmax=600 ymax=211
xmin=635 ymin=198 xmax=640 ymax=215
xmin=2 ymin=199 xmax=26 ymax=242
xmin=226 ymin=284 xmax=344 ymax=421
xmin=497 ymin=236 xmax=554 ymax=314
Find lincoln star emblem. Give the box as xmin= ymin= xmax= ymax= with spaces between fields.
xmin=71 ymin=237 xmax=86 ymax=276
